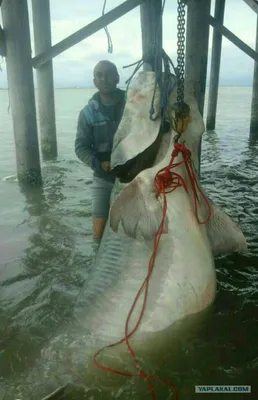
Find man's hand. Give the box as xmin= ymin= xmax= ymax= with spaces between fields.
xmin=101 ymin=161 xmax=111 ymax=171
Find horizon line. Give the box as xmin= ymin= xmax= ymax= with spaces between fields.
xmin=0 ymin=84 xmax=254 ymax=90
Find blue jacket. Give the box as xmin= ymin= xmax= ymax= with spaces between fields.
xmin=75 ymin=89 xmax=125 ymax=182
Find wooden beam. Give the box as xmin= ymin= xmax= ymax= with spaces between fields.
xmin=208 ymin=15 xmax=258 ymax=62
xmin=32 ymin=0 xmax=58 ymax=160
xmin=140 ymin=0 xmax=162 ymax=71
xmin=242 ymin=0 xmax=258 ymax=14
xmin=32 ymin=0 xmax=144 ymax=68
xmin=206 ymin=0 xmax=226 ymax=130
xmin=1 ymin=0 xmax=42 ymax=185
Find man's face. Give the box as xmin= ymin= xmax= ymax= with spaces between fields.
xmin=93 ymin=62 xmax=119 ymax=94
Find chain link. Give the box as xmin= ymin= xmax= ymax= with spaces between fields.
xmin=176 ymin=0 xmax=186 ymax=105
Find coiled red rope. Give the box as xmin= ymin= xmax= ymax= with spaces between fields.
xmin=93 ymin=142 xmax=211 ymax=399
xmin=154 ymin=142 xmax=211 ymax=224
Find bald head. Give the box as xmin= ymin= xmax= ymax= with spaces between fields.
xmin=93 ymin=60 xmax=119 ymax=95
xmin=93 ymin=60 xmax=118 ymax=77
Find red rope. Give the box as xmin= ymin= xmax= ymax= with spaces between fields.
xmin=154 ymin=142 xmax=212 ymax=224
xmin=93 ymin=142 xmax=211 ymax=399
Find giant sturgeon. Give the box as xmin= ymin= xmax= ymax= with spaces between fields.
xmin=11 ymin=72 xmax=247 ymax=400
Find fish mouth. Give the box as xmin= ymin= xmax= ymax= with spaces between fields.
xmin=111 ymin=120 xmax=170 ymax=184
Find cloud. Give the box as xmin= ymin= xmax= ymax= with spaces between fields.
xmin=0 ymin=0 xmax=257 ymax=88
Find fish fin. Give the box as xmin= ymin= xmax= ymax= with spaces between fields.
xmin=206 ymin=200 xmax=247 ymax=256
xmin=111 ymin=72 xmax=161 ymax=169
xmin=109 ymin=177 xmax=168 ymax=241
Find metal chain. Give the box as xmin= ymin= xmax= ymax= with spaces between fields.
xmin=124 ymin=0 xmax=189 ymax=133
xmin=176 ymin=0 xmax=186 ymax=105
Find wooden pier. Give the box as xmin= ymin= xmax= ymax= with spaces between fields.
xmin=0 ymin=0 xmax=258 ymax=185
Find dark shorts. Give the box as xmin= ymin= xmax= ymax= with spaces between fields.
xmin=92 ymin=176 xmax=114 ymax=218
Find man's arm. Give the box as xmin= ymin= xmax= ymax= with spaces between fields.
xmin=75 ymin=110 xmax=101 ymax=170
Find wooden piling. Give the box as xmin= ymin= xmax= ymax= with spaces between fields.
xmin=140 ymin=0 xmax=162 ymax=71
xmin=185 ymin=0 xmax=211 ymax=175
xmin=185 ymin=0 xmax=211 ymax=116
xmin=206 ymin=0 xmax=225 ymax=130
xmin=250 ymin=14 xmax=258 ymax=141
xmin=31 ymin=0 xmax=57 ymax=160
xmin=1 ymin=0 xmax=42 ymax=185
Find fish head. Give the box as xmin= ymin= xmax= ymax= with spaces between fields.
xmin=109 ymin=71 xmax=246 ymax=256
xmin=110 ymin=71 xmax=205 ymax=184
xmin=108 ymin=71 xmax=207 ymax=240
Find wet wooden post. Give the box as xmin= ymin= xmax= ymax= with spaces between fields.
xmin=185 ymin=0 xmax=211 ymax=175
xmin=185 ymin=0 xmax=211 ymax=116
xmin=1 ymin=0 xmax=42 ymax=185
xmin=140 ymin=0 xmax=162 ymax=71
xmin=206 ymin=0 xmax=226 ymax=130
xmin=31 ymin=0 xmax=57 ymax=160
xmin=250 ymin=14 xmax=258 ymax=142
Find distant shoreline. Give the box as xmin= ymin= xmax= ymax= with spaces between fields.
xmin=0 ymin=85 xmax=253 ymax=90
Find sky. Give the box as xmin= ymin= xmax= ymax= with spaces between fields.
xmin=0 ymin=0 xmax=257 ymax=88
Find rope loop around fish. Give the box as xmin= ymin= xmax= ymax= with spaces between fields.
xmin=154 ymin=142 xmax=212 ymax=225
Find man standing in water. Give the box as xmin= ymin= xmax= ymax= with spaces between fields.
xmin=75 ymin=60 xmax=125 ymax=241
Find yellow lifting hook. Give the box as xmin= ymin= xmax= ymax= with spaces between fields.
xmin=171 ymin=102 xmax=191 ymax=134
